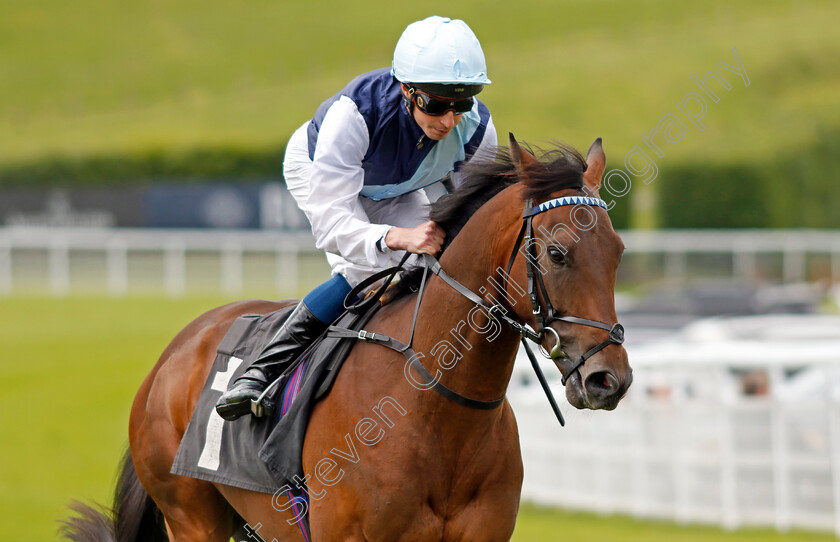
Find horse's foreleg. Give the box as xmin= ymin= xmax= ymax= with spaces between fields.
xmin=164 ymin=513 xmax=233 ymax=542
xmin=216 ymin=484 xmax=307 ymax=542
xmin=142 ymin=471 xmax=235 ymax=542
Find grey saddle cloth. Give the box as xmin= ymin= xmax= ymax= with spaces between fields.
xmin=170 ymin=303 xmax=378 ymax=492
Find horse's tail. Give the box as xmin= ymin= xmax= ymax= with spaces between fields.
xmin=59 ymin=447 xmax=168 ymax=542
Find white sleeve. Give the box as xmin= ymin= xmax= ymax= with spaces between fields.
xmin=480 ymin=115 xmax=499 ymax=157
xmin=304 ymin=96 xmax=392 ymax=268
xmin=451 ymin=115 xmax=498 ymax=189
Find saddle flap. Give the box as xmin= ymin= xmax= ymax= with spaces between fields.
xmin=216 ymin=314 xmax=262 ymax=356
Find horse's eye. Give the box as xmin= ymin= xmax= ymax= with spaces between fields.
xmin=547 ymin=247 xmax=568 ymax=266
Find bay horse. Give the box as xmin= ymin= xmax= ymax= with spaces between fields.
xmin=62 ymin=136 xmax=631 ymax=541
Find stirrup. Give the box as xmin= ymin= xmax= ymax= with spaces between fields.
xmin=250 ymin=399 xmax=274 ymax=418
xmin=248 ymin=372 xmax=287 ymax=418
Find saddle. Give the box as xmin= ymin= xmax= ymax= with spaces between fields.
xmin=170 ymin=281 xmax=388 ymax=497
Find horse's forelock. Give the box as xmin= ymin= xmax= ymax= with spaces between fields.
xmin=517 ymin=142 xmax=586 ymax=201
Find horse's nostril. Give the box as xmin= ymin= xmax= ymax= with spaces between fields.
xmin=585 ymin=371 xmax=619 ymax=397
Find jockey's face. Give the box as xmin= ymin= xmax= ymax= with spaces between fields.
xmin=413 ymin=107 xmax=463 ymax=140
xmin=402 ymin=85 xmax=464 ymax=141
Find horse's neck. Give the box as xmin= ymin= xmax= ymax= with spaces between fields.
xmin=414 ymin=186 xmax=525 ymax=406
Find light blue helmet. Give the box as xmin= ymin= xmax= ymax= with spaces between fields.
xmin=391 ymin=16 xmax=491 ymax=96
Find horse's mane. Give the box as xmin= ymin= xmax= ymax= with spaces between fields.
xmin=388 ymin=142 xmax=586 ymax=299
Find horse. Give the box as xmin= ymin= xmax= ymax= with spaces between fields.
xmin=61 ymin=135 xmax=632 ymax=541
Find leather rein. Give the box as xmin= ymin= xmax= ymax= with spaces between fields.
xmin=328 ymin=195 xmax=625 ymax=427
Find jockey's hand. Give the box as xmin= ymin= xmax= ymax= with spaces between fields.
xmin=384 ymin=221 xmax=446 ymax=255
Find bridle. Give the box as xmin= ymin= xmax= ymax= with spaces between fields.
xmin=426 ymin=195 xmax=624 ymax=374
xmin=509 ymin=195 xmax=626 ymax=384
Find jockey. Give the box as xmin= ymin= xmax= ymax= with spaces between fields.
xmin=216 ymin=16 xmax=497 ymax=421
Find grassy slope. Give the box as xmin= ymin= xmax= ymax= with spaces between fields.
xmin=0 ymin=295 xmax=836 ymax=540
xmin=1 ymin=0 xmax=838 ymax=168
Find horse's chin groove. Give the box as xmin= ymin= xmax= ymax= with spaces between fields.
xmin=565 ymin=370 xmax=625 ymax=411
xmin=589 ymin=396 xmax=619 ymax=411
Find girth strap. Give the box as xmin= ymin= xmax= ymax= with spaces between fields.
xmin=325 ymin=326 xmax=506 ymax=411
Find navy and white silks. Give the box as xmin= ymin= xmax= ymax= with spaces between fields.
xmin=283 ymin=68 xmax=497 ymax=286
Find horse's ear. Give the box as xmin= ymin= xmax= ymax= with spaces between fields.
xmin=509 ymin=133 xmax=537 ymax=173
xmin=584 ymin=137 xmax=606 ymax=196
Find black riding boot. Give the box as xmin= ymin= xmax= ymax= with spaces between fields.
xmin=215 ymin=302 xmax=326 ymax=421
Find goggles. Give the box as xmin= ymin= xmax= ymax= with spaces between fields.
xmin=409 ymin=87 xmax=474 ymax=116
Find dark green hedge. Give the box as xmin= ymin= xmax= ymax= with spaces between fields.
xmin=0 ymin=146 xmax=287 ymax=186
xmin=658 ymin=163 xmax=769 ymax=228
xmin=659 ymin=126 xmax=840 ymax=229
xmin=2 ymin=126 xmax=838 ymax=230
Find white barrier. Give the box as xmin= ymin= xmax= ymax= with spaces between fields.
xmin=0 ymin=227 xmax=322 ymax=296
xmin=0 ymin=227 xmax=838 ymax=297
xmin=511 ymin=384 xmax=840 ymax=535
xmin=509 ymin=317 xmax=840 ymax=536
xmin=619 ymin=229 xmax=840 ymax=284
